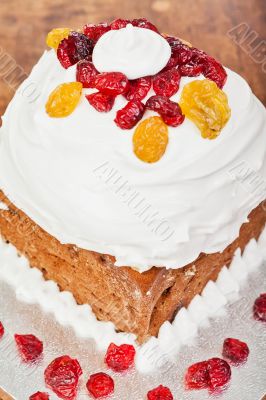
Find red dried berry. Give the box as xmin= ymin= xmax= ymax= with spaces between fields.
xmin=146 ymin=95 xmax=184 ymax=127
xmin=29 ymin=392 xmax=50 ymax=400
xmin=162 ymin=113 xmax=185 ymax=127
xmin=173 ymin=44 xmax=193 ymax=65
xmin=185 ymin=358 xmax=231 ymax=391
xmin=0 ymin=322 xmax=4 ymax=339
xmin=84 ymin=23 xmax=110 ymax=41
xmin=57 ymin=36 xmax=77 ymax=69
xmin=86 ymin=92 xmax=115 ymax=112
xmin=94 ymin=72 xmax=129 ymax=95
xmin=222 ymin=338 xmax=250 ymax=364
xmin=207 ymin=358 xmax=231 ymax=391
xmin=110 ymin=18 xmax=131 ymax=30
xmin=153 ymin=68 xmax=181 ymax=98
xmin=131 ymin=18 xmax=159 ymax=33
xmin=253 ymin=293 xmax=266 ymax=322
xmin=164 ymin=40 xmax=193 ymax=70
xmin=14 ymin=334 xmax=43 ymax=363
xmin=44 ymin=355 xmax=82 ymax=400
xmin=105 ymin=343 xmax=136 ymax=372
xmin=165 ymin=36 xmax=183 ymax=48
xmin=114 ymin=100 xmax=145 ymax=130
xmin=125 ymin=76 xmax=152 ymax=101
xmin=76 ymin=60 xmax=98 ymax=88
xmin=147 ymin=385 xmax=173 ymax=400
xmin=185 ymin=360 xmax=209 ymax=390
xmin=57 ymin=32 xmax=94 ymax=69
xmin=203 ymin=56 xmax=227 ymax=89
xmin=179 ymin=62 xmax=203 ymax=77
xmin=86 ymin=372 xmax=114 ymax=399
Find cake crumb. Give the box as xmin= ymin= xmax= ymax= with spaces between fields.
xmin=185 ymin=265 xmax=196 ymax=277
xmin=0 ymin=201 xmax=9 ymax=211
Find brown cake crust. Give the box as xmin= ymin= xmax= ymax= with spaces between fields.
xmin=0 ymin=190 xmax=265 ymax=342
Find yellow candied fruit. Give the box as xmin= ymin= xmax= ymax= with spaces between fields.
xmin=46 ymin=28 xmax=71 ymax=49
xmin=46 ymin=82 xmax=83 ymax=118
xmin=133 ymin=116 xmax=168 ymax=163
xmin=180 ymin=79 xmax=231 ymax=140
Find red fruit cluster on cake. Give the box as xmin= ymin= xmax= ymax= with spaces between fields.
xmin=50 ymin=18 xmax=227 ymax=131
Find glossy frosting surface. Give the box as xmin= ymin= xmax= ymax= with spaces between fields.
xmin=0 ymin=49 xmax=266 ymax=271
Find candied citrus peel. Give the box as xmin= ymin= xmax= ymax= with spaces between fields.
xmin=180 ymin=79 xmax=231 ymax=140
xmin=133 ymin=116 xmax=168 ymax=163
xmin=46 ymin=82 xmax=82 ymax=118
xmin=46 ymin=28 xmax=71 ymax=49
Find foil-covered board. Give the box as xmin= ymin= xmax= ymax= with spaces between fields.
xmin=0 ymin=264 xmax=265 ymax=399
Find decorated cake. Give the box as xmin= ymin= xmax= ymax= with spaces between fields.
xmin=0 ymin=16 xmax=265 ymax=353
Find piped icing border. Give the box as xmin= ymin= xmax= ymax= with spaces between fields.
xmin=0 ymin=225 xmax=265 ymax=374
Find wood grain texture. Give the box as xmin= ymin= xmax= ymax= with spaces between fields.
xmin=0 ymin=0 xmax=265 ymax=118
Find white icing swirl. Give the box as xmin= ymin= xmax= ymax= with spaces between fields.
xmin=92 ymin=24 xmax=171 ymax=79
xmin=0 ymin=50 xmax=266 ymax=272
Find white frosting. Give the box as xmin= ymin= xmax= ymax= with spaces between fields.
xmin=92 ymin=24 xmax=171 ymax=79
xmin=0 ymin=226 xmax=265 ymax=373
xmin=0 ymin=49 xmax=266 ymax=271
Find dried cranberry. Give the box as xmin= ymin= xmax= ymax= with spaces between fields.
xmin=131 ymin=18 xmax=159 ymax=33
xmin=185 ymin=358 xmax=231 ymax=391
xmin=76 ymin=60 xmax=98 ymax=88
xmin=165 ymin=36 xmax=183 ymax=48
xmin=202 ymin=56 xmax=227 ymax=88
xmin=179 ymin=62 xmax=203 ymax=77
xmin=253 ymin=293 xmax=266 ymax=322
xmin=125 ymin=76 xmax=152 ymax=101
xmin=110 ymin=18 xmax=131 ymax=30
xmin=164 ymin=56 xmax=179 ymax=71
xmin=84 ymin=23 xmax=110 ymax=41
xmin=147 ymin=385 xmax=173 ymax=400
xmin=222 ymin=338 xmax=250 ymax=364
xmin=173 ymin=44 xmax=193 ymax=65
xmin=29 ymin=392 xmax=49 ymax=400
xmin=94 ymin=72 xmax=129 ymax=95
xmin=86 ymin=92 xmax=115 ymax=112
xmin=14 ymin=334 xmax=43 ymax=363
xmin=105 ymin=343 xmax=136 ymax=371
xmin=162 ymin=113 xmax=185 ymax=127
xmin=57 ymin=36 xmax=77 ymax=68
xmin=207 ymin=358 xmax=231 ymax=391
xmin=44 ymin=355 xmax=82 ymax=400
xmin=0 ymin=322 xmax=4 ymax=339
xmin=185 ymin=360 xmax=209 ymax=390
xmin=153 ymin=68 xmax=181 ymax=97
xmin=71 ymin=32 xmax=94 ymax=60
xmin=86 ymin=372 xmax=114 ymax=399
xmin=114 ymin=101 xmax=145 ymax=130
xmin=146 ymin=95 xmax=184 ymax=127
xmin=164 ymin=41 xmax=193 ymax=70
xmin=57 ymin=32 xmax=94 ymax=69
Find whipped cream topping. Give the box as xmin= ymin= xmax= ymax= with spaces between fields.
xmin=0 ymin=50 xmax=266 ymax=272
xmin=92 ymin=24 xmax=171 ymax=79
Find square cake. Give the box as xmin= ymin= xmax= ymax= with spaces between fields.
xmin=0 ymin=18 xmax=265 ymax=344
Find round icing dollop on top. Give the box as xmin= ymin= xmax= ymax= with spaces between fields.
xmin=92 ymin=24 xmax=171 ymax=79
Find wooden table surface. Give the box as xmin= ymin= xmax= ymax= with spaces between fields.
xmin=0 ymin=0 xmax=265 ymax=119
